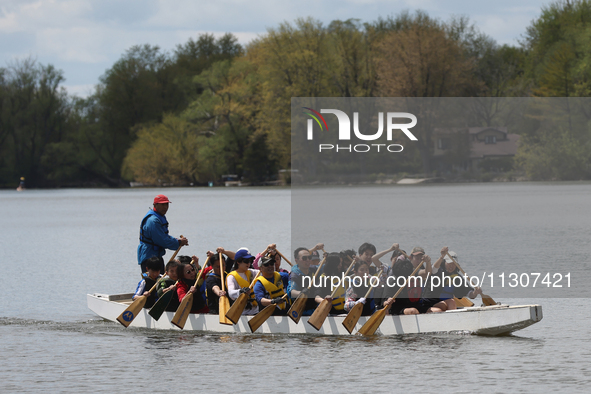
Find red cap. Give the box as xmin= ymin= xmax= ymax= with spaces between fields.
xmin=153 ymin=194 xmax=171 ymax=204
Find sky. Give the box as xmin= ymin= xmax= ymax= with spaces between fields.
xmin=0 ymin=0 xmax=548 ymax=98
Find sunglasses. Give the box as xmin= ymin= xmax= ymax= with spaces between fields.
xmin=185 ymin=267 xmax=196 ymax=274
xmin=300 ymin=256 xmax=313 ymax=261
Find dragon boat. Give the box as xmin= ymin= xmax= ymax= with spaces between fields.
xmin=87 ymin=293 xmax=542 ymax=336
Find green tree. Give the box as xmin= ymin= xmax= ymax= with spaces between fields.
xmin=0 ymin=58 xmax=71 ymax=187
xmin=122 ymin=115 xmax=201 ymax=185
xmin=374 ymin=13 xmax=479 ymax=174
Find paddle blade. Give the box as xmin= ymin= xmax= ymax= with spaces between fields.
xmin=225 ymin=293 xmax=248 ymax=325
xmin=148 ymin=288 xmax=174 ymax=320
xmin=454 ymin=297 xmax=474 ymax=308
xmin=342 ymin=302 xmax=364 ymax=334
xmin=307 ymin=299 xmax=332 ymax=331
xmin=287 ymin=294 xmax=307 ymax=324
xmin=357 ymin=307 xmax=387 ymax=336
xmin=116 ymin=296 xmax=147 ymax=327
xmin=171 ymin=293 xmax=194 ymax=329
xmin=248 ymin=304 xmax=276 ymax=333
xmin=481 ymin=294 xmax=496 ymax=306
xmin=219 ymin=295 xmax=233 ymax=325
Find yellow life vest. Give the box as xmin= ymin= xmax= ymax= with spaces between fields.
xmin=228 ymin=270 xmax=257 ymax=308
xmin=256 ymin=272 xmax=289 ymax=310
xmin=320 ymin=273 xmax=345 ymax=311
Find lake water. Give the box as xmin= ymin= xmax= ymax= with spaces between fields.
xmin=1 ymin=184 xmax=590 ymax=393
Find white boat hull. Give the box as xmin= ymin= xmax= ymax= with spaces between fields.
xmin=87 ymin=293 xmax=542 ymax=336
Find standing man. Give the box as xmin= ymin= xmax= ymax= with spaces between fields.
xmin=137 ymin=194 xmax=188 ymax=273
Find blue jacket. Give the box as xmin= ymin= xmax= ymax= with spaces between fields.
xmin=137 ymin=209 xmax=179 ymax=265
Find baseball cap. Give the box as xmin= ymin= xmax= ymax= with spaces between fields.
xmin=411 ymin=246 xmax=425 ymax=256
xmin=310 ymin=251 xmax=321 ymax=261
xmin=153 ymin=194 xmax=171 ymax=204
xmin=260 ymin=256 xmax=275 ymax=267
xmin=235 ymin=247 xmax=253 ymax=261
xmin=444 ymin=251 xmax=458 ymax=263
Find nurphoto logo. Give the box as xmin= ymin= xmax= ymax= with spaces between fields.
xmin=303 ymin=107 xmax=418 ymax=153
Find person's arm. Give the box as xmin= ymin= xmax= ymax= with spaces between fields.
xmin=212 ymin=284 xmax=226 ymax=297
xmin=468 ymin=287 xmax=483 ymax=299
xmin=308 ymin=243 xmax=324 ymax=253
xmin=289 ymin=271 xmax=302 ymax=298
xmin=226 ymin=275 xmax=240 ymax=300
xmin=133 ymin=279 xmax=146 ymax=300
xmin=253 ymin=281 xmax=266 ymax=306
xmin=253 ymin=253 xmax=262 ymax=269
xmin=217 ymin=247 xmax=235 ymax=260
xmin=372 ymin=243 xmax=399 ymax=266
xmin=432 ymin=246 xmax=448 ymax=271
xmin=418 ymin=255 xmax=432 ymax=279
xmin=147 ymin=215 xmax=181 ymax=251
xmin=177 ymin=282 xmax=188 ymax=302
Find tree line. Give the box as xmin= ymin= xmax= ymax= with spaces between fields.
xmin=1 ymin=0 xmax=590 ymax=188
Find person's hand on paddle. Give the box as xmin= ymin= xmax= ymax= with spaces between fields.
xmin=440 ymin=246 xmax=448 ymax=257
xmin=383 ymin=297 xmax=395 ymax=307
xmin=215 ymin=289 xmax=227 ymax=297
xmin=163 ymin=285 xmax=175 ymax=293
xmin=315 ymin=295 xmax=332 ymax=304
xmin=390 ymin=243 xmax=400 ymax=251
xmin=271 ymin=297 xmax=285 ymax=305
xmin=239 ymin=287 xmax=251 ymax=295
xmin=178 ymin=236 xmax=189 ymax=247
xmin=216 ymin=246 xmax=226 ymax=254
xmin=469 ymin=287 xmax=483 ymax=299
xmin=265 ymin=243 xmax=277 ymax=253
xmin=356 ymin=297 xmax=367 ymax=305
xmin=191 ymin=255 xmax=201 ymax=270
xmin=206 ymin=250 xmax=215 ymax=258
xmin=300 ymin=287 xmax=312 ymax=296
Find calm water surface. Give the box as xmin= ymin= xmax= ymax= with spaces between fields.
xmin=1 ymin=184 xmax=590 ymax=393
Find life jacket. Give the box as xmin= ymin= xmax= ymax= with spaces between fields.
xmin=439 ymin=272 xmax=460 ymax=300
xmin=139 ymin=210 xmax=169 ymax=252
xmin=320 ymin=273 xmax=345 ymax=311
xmin=256 ymin=272 xmax=290 ymax=310
xmin=228 ymin=270 xmax=258 ymax=308
xmin=143 ymin=276 xmax=159 ymax=308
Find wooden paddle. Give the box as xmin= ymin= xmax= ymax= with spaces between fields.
xmin=218 ymin=252 xmax=233 ymax=325
xmin=275 ymin=249 xmax=293 ymax=266
xmin=170 ymin=256 xmax=209 ymax=329
xmin=308 ymin=256 xmax=356 ymax=330
xmin=357 ymin=260 xmax=424 ymax=336
xmin=248 ymin=293 xmax=288 ymax=333
xmin=342 ymin=269 xmax=383 ymax=334
xmin=287 ymin=253 xmax=327 ymax=324
xmin=454 ymin=296 xmax=474 ymax=307
xmin=116 ymin=241 xmax=184 ymax=327
xmin=446 ymin=252 xmax=496 ymax=306
xmin=148 ymin=280 xmax=178 ymax=320
xmin=225 ymin=271 xmax=261 ymax=324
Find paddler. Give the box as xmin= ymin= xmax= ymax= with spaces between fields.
xmin=226 ymin=248 xmax=260 ymax=315
xmin=287 ymin=244 xmax=331 ymax=316
xmin=316 ymin=252 xmax=348 ymax=314
xmin=423 ymin=249 xmax=483 ymax=311
xmin=253 ymin=256 xmax=290 ymax=315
